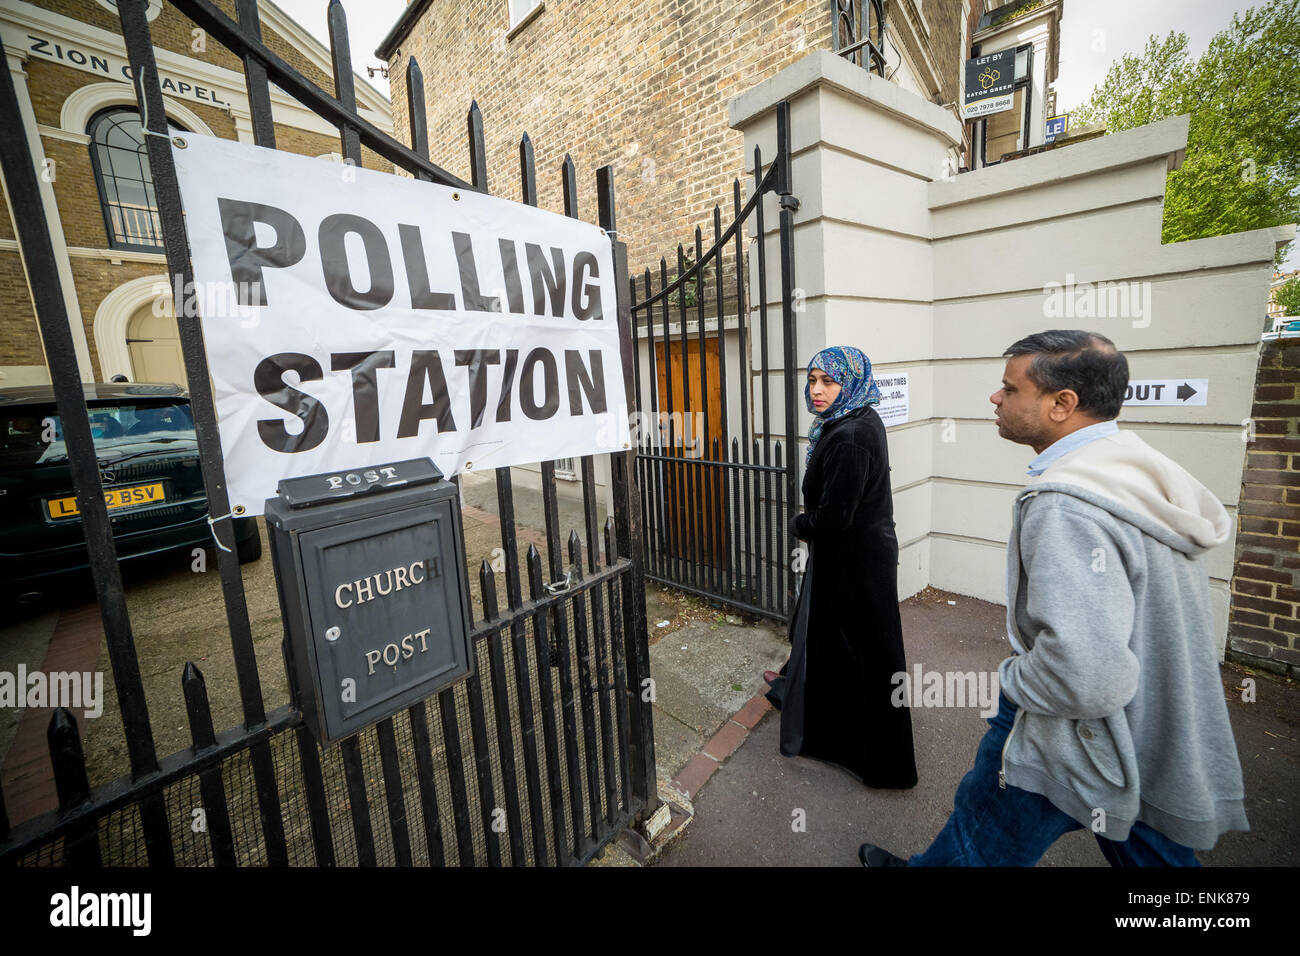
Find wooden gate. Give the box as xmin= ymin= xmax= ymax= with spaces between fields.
xmin=653 ymin=338 xmax=727 ymax=568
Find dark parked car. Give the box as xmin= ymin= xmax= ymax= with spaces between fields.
xmin=0 ymin=383 xmax=260 ymax=604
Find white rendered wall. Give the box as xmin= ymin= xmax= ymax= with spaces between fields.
xmin=730 ymin=50 xmax=1290 ymax=656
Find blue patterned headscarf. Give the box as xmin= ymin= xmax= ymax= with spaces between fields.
xmin=805 ymin=345 xmax=881 ymax=464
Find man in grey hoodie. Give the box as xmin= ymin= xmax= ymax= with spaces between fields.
xmin=861 ymin=330 xmax=1248 ymax=867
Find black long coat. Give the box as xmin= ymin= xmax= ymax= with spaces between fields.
xmin=772 ymin=404 xmax=917 ymax=788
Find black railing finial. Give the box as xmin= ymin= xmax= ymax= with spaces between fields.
xmin=467 ymin=99 xmax=488 ymax=191
xmin=519 ymin=132 xmax=537 ymax=207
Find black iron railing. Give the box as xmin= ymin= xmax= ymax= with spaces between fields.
xmin=630 ymin=103 xmax=799 ymax=621
xmin=0 ymin=0 xmax=652 ymax=868
xmin=832 ymin=0 xmax=887 ymax=76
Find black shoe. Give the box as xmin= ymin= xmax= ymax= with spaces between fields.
xmin=859 ymin=842 xmax=908 ymax=867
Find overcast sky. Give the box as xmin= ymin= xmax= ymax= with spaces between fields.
xmin=274 ymin=0 xmax=406 ymax=98
xmin=1055 ymin=0 xmax=1264 ymax=111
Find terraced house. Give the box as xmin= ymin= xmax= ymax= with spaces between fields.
xmin=377 ymin=1 xmax=1068 ymax=274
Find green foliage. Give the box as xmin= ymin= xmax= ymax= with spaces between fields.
xmin=1071 ymin=33 xmax=1196 ymax=131
xmin=1276 ymin=275 xmax=1300 ymax=316
xmin=993 ymin=0 xmax=1047 ymax=28
xmin=1071 ymin=0 xmax=1300 ymax=262
xmin=668 ymin=255 xmax=699 ymax=309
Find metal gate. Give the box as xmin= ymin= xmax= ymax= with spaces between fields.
xmin=630 ymin=104 xmax=799 ymax=621
xmin=0 ymin=0 xmax=652 ymax=867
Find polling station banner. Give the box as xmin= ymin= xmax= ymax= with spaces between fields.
xmin=169 ymin=133 xmax=629 ymax=516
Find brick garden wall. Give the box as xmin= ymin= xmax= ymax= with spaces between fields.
xmin=1228 ymin=340 xmax=1300 ymax=677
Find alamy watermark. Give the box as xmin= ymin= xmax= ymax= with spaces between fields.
xmin=50 ymin=886 xmax=150 ymax=936
xmin=625 ymin=410 xmax=709 ymax=456
xmin=891 ymin=665 xmax=999 ymax=718
xmin=152 ymin=275 xmax=262 ymax=327
xmin=0 ymin=667 xmax=103 ymax=719
xmin=1042 ymin=273 xmax=1152 ymax=328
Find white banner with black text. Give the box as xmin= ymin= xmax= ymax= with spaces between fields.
xmin=169 ymin=133 xmax=629 ymax=515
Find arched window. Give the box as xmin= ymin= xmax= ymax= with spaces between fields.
xmin=88 ymin=108 xmax=184 ymax=252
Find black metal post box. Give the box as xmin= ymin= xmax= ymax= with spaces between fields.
xmin=265 ymin=458 xmax=472 ymax=746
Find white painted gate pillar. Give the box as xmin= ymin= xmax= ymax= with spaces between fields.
xmin=729 ymin=50 xmax=1289 ymax=655
xmin=728 ymin=50 xmax=964 ymax=601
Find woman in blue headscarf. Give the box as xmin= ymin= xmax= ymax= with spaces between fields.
xmin=764 ymin=345 xmax=917 ymax=789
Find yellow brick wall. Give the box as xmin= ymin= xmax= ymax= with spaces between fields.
xmin=0 ymin=252 xmax=43 ymax=368
xmin=28 ymin=0 xmax=336 ymax=91
xmin=386 ymin=0 xmax=965 ymax=275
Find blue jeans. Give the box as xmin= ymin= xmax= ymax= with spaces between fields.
xmin=909 ymin=693 xmax=1200 ymax=867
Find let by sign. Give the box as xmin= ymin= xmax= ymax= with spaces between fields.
xmin=963 ymin=50 xmax=1016 ymax=119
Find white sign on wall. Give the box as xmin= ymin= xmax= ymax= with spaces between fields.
xmin=1122 ymin=379 xmax=1209 ymax=407
xmin=171 ymin=133 xmax=629 ymax=515
xmin=874 ymin=370 xmax=911 ymax=427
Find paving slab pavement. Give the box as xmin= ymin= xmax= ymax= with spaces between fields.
xmin=655 ymin=590 xmax=1300 ymax=867
xmin=647 ymin=617 xmax=789 ymax=783
xmin=0 ymin=610 xmax=58 ymax=764
xmin=458 ymin=467 xmax=607 ymax=556
xmin=586 ymin=581 xmax=790 ymax=865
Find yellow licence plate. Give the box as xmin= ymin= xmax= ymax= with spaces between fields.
xmin=46 ymin=482 xmax=166 ymax=519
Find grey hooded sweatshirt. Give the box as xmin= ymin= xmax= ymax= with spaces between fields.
xmin=997 ymin=428 xmax=1249 ymax=850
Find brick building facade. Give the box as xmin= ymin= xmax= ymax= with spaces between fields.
xmin=0 ymin=0 xmax=393 ymax=387
xmin=379 ymin=0 xmax=976 ymax=276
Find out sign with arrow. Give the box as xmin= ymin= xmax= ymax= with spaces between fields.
xmin=1122 ymin=379 xmax=1209 ymax=407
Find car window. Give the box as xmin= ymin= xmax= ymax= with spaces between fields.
xmin=0 ymin=412 xmax=53 ymax=466
xmin=0 ymin=402 xmax=194 ymax=466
